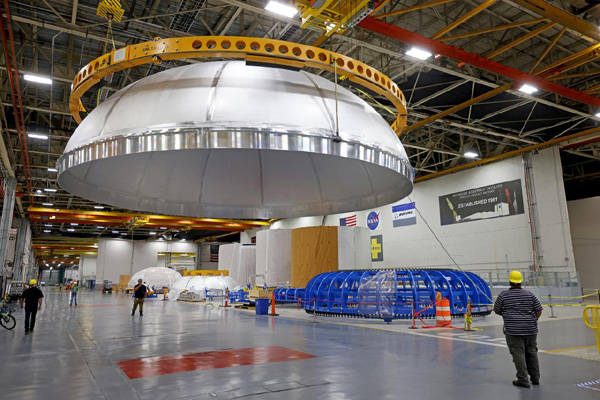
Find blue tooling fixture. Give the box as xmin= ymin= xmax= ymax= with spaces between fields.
xmin=273 ymin=287 xmax=306 ymax=303
xmin=303 ymin=269 xmax=492 ymax=321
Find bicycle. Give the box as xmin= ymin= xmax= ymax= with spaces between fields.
xmin=0 ymin=301 xmax=16 ymax=330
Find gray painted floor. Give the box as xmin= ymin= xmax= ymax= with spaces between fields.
xmin=1 ymin=290 xmax=599 ymax=399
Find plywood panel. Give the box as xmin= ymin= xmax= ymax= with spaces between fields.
xmin=291 ymin=226 xmax=338 ymax=287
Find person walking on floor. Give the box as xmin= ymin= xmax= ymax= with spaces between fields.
xmin=494 ymin=270 xmax=543 ymax=388
xmin=20 ymin=279 xmax=44 ymax=335
xmin=132 ymin=279 xmax=147 ymax=316
xmin=70 ymin=282 xmax=79 ymax=306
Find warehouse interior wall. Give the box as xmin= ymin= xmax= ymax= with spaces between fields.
xmin=80 ymin=254 xmax=97 ymax=283
xmin=96 ymin=239 xmax=198 ymax=284
xmin=567 ymin=197 xmax=600 ymax=289
xmin=271 ymin=150 xmax=575 ymax=274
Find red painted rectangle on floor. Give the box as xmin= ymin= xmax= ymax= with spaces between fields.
xmin=116 ymin=346 xmax=315 ymax=379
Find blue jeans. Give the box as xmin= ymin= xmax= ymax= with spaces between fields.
xmin=70 ymin=293 xmax=78 ymax=306
xmin=24 ymin=307 xmax=37 ymax=331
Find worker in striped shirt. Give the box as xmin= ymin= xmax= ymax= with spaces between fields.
xmin=494 ymin=270 xmax=543 ymax=389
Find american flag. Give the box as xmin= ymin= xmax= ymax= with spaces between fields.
xmin=340 ymin=215 xmax=357 ymax=226
xmin=210 ymin=245 xmax=219 ymax=262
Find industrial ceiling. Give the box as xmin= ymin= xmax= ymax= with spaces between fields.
xmin=1 ymin=0 xmax=599 ymax=261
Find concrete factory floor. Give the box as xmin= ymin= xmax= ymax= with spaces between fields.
xmin=1 ymin=290 xmax=599 ymax=400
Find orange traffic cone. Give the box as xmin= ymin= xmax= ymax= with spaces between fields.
xmin=223 ymin=288 xmax=231 ymax=307
xmin=268 ymin=292 xmax=279 ymax=316
xmin=436 ymin=295 xmax=452 ymax=328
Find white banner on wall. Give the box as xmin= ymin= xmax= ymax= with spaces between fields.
xmin=392 ymin=202 xmax=417 ymax=227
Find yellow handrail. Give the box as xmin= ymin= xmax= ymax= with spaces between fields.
xmin=583 ymin=305 xmax=600 ymax=354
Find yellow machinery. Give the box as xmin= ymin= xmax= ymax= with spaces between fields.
xmin=294 ymin=0 xmax=375 ymax=40
xmin=183 ymin=270 xmax=229 ymax=277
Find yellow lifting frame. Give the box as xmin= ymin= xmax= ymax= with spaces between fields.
xmin=69 ymin=36 xmax=408 ymax=134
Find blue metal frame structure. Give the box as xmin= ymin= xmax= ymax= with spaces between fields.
xmin=303 ymin=269 xmax=492 ymax=320
xmin=273 ymin=287 xmax=306 ymax=303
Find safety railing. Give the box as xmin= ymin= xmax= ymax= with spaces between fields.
xmin=583 ymin=305 xmax=600 ymax=354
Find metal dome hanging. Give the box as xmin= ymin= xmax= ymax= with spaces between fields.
xmin=58 ymin=37 xmax=413 ymax=219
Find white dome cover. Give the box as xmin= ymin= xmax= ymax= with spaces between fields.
xmin=168 ymin=275 xmax=237 ymax=301
xmin=128 ymin=267 xmax=182 ymax=290
xmin=58 ymin=61 xmax=413 ymax=218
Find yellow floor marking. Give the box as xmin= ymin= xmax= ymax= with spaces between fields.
xmin=544 ymin=345 xmax=599 ymax=353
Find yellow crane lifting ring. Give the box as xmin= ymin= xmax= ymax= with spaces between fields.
xmin=69 ymin=36 xmax=408 ymax=134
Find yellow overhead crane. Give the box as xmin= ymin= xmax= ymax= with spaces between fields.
xmin=294 ymin=0 xmax=377 ymax=45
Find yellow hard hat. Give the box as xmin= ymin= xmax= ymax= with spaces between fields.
xmin=509 ymin=271 xmax=523 ymax=284
xmin=29 ymin=279 xmax=37 ymax=285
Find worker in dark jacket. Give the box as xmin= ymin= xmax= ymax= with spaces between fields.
xmin=132 ymin=279 xmax=147 ymax=316
xmin=494 ymin=270 xmax=543 ymax=388
xmin=20 ymin=279 xmax=44 ymax=334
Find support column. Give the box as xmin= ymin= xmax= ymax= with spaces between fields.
xmin=0 ymin=177 xmax=17 ymax=296
xmin=12 ymin=218 xmax=29 ymax=281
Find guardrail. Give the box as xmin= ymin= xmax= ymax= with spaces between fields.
xmin=583 ymin=305 xmax=600 ymax=354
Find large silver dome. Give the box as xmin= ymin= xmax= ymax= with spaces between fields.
xmin=58 ymin=61 xmax=413 ymax=219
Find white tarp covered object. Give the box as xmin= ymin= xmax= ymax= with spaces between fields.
xmin=255 ymin=230 xmax=268 ymax=287
xmin=168 ymin=275 xmax=237 ymax=301
xmin=256 ymin=229 xmax=292 ymax=286
xmin=218 ymin=243 xmax=256 ymax=287
xmin=127 ymin=267 xmax=182 ymax=290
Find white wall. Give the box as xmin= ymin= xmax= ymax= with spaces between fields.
xmin=272 ymin=150 xmax=575 ymax=274
xmin=80 ymin=255 xmax=97 ymax=281
xmin=96 ymin=238 xmax=198 ymax=283
xmin=568 ymin=197 xmax=600 ymax=289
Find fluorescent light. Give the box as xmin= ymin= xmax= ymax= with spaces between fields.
xmin=94 ymin=206 xmax=104 ymax=209
xmin=406 ymin=47 xmax=432 ymax=60
xmin=160 ymin=227 xmax=167 ymax=229
xmin=463 ymin=151 xmax=479 ymax=158
xmin=36 ymin=189 xmax=42 ymax=194
xmin=44 ymin=224 xmax=52 ymax=227
xmin=70 ymin=223 xmax=79 ymax=226
xmin=149 ymin=232 xmax=157 ymax=235
xmin=595 ymin=112 xmax=600 ymax=118
xmin=44 ymin=188 xmax=57 ymax=192
xmin=24 ymin=74 xmax=52 ymax=85
xmin=97 ymin=226 xmax=104 ymax=229
xmin=47 ymin=168 xmax=58 ymax=172
xmin=67 ymin=228 xmax=75 ymax=232
xmin=121 ymin=232 xmax=128 ymax=236
xmin=43 ymin=230 xmax=51 ymax=233
xmin=28 ymin=133 xmax=48 ymax=140
xmin=265 ymin=1 xmax=298 ymax=18
xmin=519 ymin=84 xmax=538 ymax=94
xmin=112 ymin=231 xmax=119 ymax=234
xmin=42 ymin=203 xmax=53 ymax=206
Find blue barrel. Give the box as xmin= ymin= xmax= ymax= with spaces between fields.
xmin=255 ymin=298 xmax=269 ymax=315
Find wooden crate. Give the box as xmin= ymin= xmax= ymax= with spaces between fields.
xmin=291 ymin=226 xmax=339 ymax=287
xmin=119 ymin=274 xmax=131 ymax=286
xmin=249 ymin=289 xmax=270 ymax=299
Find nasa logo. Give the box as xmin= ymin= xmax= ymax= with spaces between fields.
xmin=367 ymin=211 xmax=380 ymax=230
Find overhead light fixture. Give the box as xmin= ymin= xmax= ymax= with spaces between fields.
xmin=97 ymin=226 xmax=104 ymax=229
xmin=112 ymin=230 xmax=119 ymax=234
xmin=595 ymin=112 xmax=600 ymax=118
xmin=518 ymin=84 xmax=538 ymax=94
xmin=47 ymin=168 xmax=58 ymax=172
xmin=42 ymin=203 xmax=53 ymax=206
xmin=24 ymin=74 xmax=52 ymax=85
xmin=36 ymin=189 xmax=42 ymax=194
xmin=44 ymin=224 xmax=52 ymax=227
xmin=120 ymin=232 xmax=128 ymax=236
xmin=264 ymin=1 xmax=298 ymax=18
xmin=67 ymin=228 xmax=75 ymax=232
xmin=149 ymin=232 xmax=157 ymax=235
xmin=44 ymin=188 xmax=57 ymax=192
xmin=70 ymin=247 xmax=74 ymax=250
xmin=406 ymin=47 xmax=432 ymax=60
xmin=43 ymin=230 xmax=51 ymax=233
xmin=28 ymin=133 xmax=48 ymax=140
xmin=93 ymin=206 xmax=104 ymax=209
xmin=50 ymin=267 xmax=53 ymax=270
xmin=463 ymin=151 xmax=479 ymax=158
xmin=70 ymin=223 xmax=79 ymax=226
xmin=160 ymin=227 xmax=167 ymax=230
